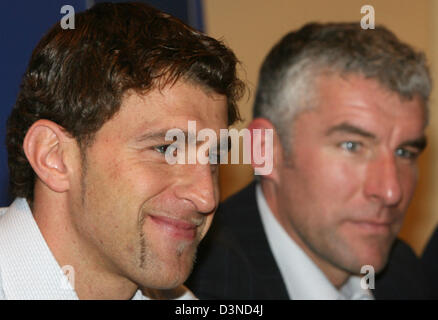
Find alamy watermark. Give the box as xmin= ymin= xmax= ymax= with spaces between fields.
xmin=163 ymin=121 xmax=273 ymax=175
xmin=59 ymin=4 xmax=375 ymax=33
xmin=60 ymin=5 xmax=75 ymax=29
xmin=360 ymin=265 xmax=375 ymax=290
xmin=60 ymin=264 xmax=75 ymax=290
xmin=361 ymin=5 xmax=375 ymax=29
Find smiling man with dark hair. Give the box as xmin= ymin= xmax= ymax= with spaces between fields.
xmin=0 ymin=2 xmax=244 ymax=300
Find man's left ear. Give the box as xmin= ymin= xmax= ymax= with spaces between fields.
xmin=23 ymin=119 xmax=76 ymax=193
xmin=247 ymin=118 xmax=283 ymax=182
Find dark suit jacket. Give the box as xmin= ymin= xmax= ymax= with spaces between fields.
xmin=422 ymin=227 xmax=438 ymax=299
xmin=186 ymin=182 xmax=431 ymax=299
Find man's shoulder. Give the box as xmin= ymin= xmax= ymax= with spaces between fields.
xmin=0 ymin=199 xmax=27 ymax=230
xmin=208 ymin=181 xmax=263 ymax=246
xmin=0 ymin=203 xmax=12 ymax=300
xmin=422 ymin=226 xmax=438 ymax=271
xmin=215 ymin=181 xmax=258 ymax=223
xmin=0 ymin=206 xmax=9 ymax=218
xmin=421 ymin=226 xmax=438 ymax=298
xmin=221 ymin=181 xmax=257 ymax=206
xmin=0 ymin=202 xmax=17 ymax=233
xmin=375 ymin=238 xmax=431 ymax=299
xmin=0 ymin=278 xmax=4 ymax=300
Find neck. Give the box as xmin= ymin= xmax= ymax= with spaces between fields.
xmin=260 ymin=179 xmax=350 ymax=289
xmin=32 ymin=183 xmax=138 ymax=299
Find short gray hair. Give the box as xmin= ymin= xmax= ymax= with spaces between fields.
xmin=253 ymin=22 xmax=432 ymax=153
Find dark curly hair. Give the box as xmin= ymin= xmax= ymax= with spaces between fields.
xmin=6 ymin=2 xmax=245 ymax=201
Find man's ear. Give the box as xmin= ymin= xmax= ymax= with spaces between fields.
xmin=247 ymin=118 xmax=283 ymax=182
xmin=23 ymin=119 xmax=74 ymax=193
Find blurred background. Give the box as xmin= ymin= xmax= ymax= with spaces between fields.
xmin=1 ymin=0 xmax=437 ymax=255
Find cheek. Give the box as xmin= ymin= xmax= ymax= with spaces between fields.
xmin=281 ymin=151 xmax=367 ymax=235
xmin=322 ymin=159 xmax=363 ymax=197
xmin=294 ymin=150 xmax=363 ymax=204
xmin=82 ymin=158 xmax=174 ymax=233
xmin=111 ymin=159 xmax=173 ymax=196
xmin=399 ymin=166 xmax=419 ymax=206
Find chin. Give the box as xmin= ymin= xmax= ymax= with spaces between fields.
xmin=139 ymin=234 xmax=199 ymax=289
xmin=351 ymin=245 xmax=391 ymax=275
xmin=139 ymin=266 xmax=188 ymax=290
xmin=342 ymin=231 xmax=395 ymax=273
xmin=154 ymin=252 xmax=196 ymax=288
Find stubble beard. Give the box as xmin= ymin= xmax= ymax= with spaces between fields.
xmin=136 ymin=207 xmax=201 ymax=288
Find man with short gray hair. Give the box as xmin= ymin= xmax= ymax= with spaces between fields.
xmin=187 ymin=22 xmax=431 ymax=299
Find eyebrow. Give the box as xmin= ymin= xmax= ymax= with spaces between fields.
xmin=399 ymin=136 xmax=428 ymax=152
xmin=325 ymin=122 xmax=376 ymax=140
xmin=135 ymin=129 xmax=189 ymax=142
xmin=135 ymin=129 xmax=228 ymax=150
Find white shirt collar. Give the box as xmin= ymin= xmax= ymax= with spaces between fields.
xmin=0 ymin=198 xmax=195 ymax=300
xmin=255 ymin=184 xmax=374 ymax=300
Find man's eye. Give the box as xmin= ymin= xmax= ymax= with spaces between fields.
xmin=339 ymin=141 xmax=362 ymax=152
xmin=395 ymin=148 xmax=418 ymax=160
xmin=154 ymin=145 xmax=171 ymax=154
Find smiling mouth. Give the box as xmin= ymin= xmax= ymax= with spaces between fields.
xmin=148 ymin=215 xmax=200 ymax=240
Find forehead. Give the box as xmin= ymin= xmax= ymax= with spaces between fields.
xmin=297 ymin=73 xmax=427 ymax=136
xmin=97 ymin=81 xmax=228 ymax=140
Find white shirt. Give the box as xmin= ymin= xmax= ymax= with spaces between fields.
xmin=255 ymin=184 xmax=374 ymax=300
xmin=0 ymin=198 xmax=196 ymax=300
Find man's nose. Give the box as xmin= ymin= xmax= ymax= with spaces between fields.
xmin=363 ymin=152 xmax=403 ymax=207
xmin=174 ymin=164 xmax=217 ymax=214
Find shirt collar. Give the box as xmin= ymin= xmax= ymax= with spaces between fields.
xmin=255 ymin=184 xmax=373 ymax=300
xmin=0 ymin=198 xmax=195 ymax=300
